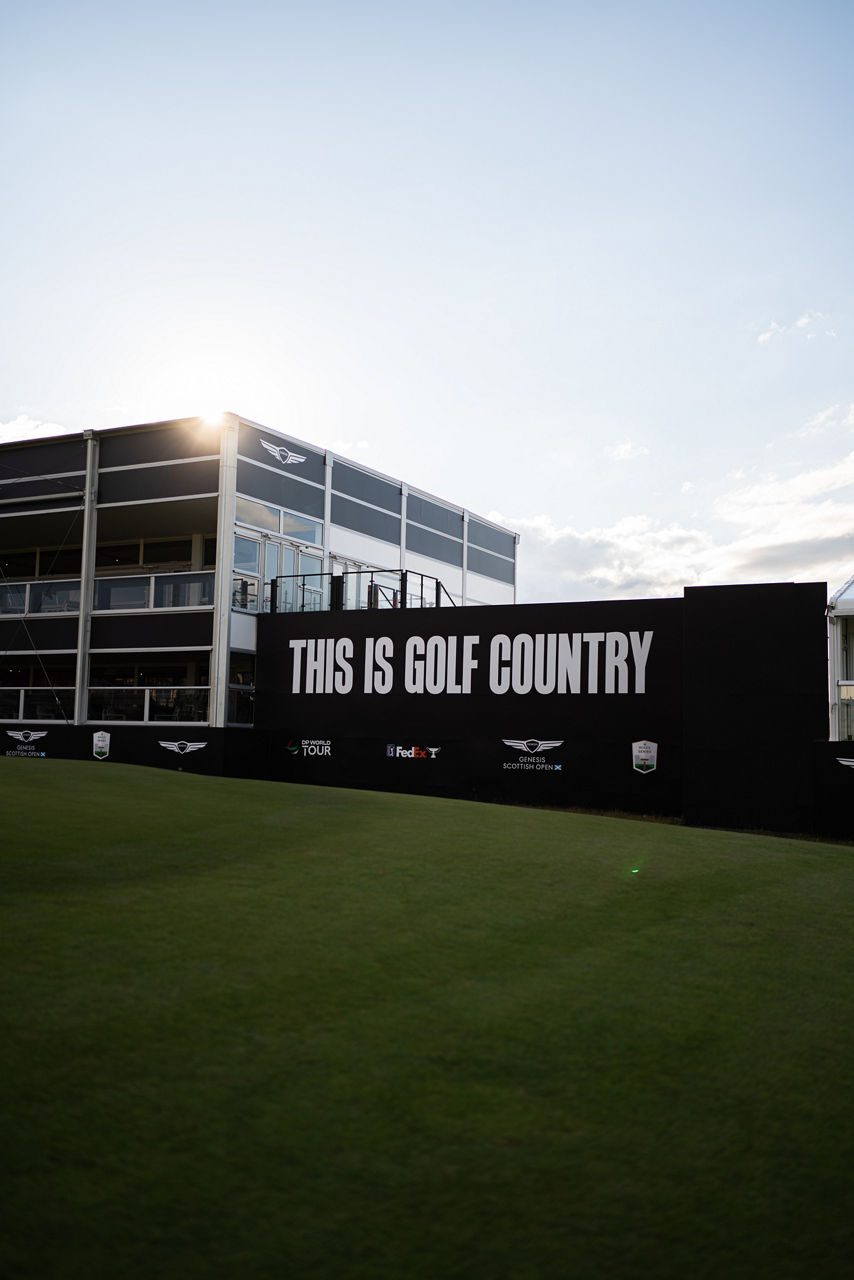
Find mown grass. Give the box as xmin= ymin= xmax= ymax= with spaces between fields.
xmin=2 ymin=759 xmax=853 ymax=1279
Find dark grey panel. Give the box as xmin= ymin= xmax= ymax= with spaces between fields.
xmin=406 ymin=522 xmax=464 ymax=567
xmin=407 ymin=494 xmax=463 ymax=538
xmin=0 ymin=617 xmax=79 ymax=651
xmin=0 ymin=438 xmax=86 ymax=481
xmin=90 ymin=612 xmax=214 ymax=649
xmin=331 ymin=494 xmax=401 ymax=545
xmin=332 ymin=462 xmax=401 ymax=513
xmin=238 ymin=423 xmax=326 ymax=485
xmin=0 ymin=474 xmax=85 ymax=503
xmin=236 ymin=460 xmax=325 ymax=519
xmin=98 ymin=459 xmax=220 ymax=504
xmin=467 ymin=519 xmax=516 ymax=558
xmin=467 ymin=544 xmax=515 ymax=585
xmin=99 ymin=421 xmax=219 ymax=468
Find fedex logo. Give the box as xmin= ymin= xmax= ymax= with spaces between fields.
xmin=386 ymin=744 xmax=441 ymax=760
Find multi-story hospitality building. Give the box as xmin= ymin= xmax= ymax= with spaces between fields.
xmin=0 ymin=413 xmax=518 ymax=730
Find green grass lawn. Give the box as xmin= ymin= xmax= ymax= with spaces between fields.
xmin=2 ymin=759 xmax=853 ymax=1280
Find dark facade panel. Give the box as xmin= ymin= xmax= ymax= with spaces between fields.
xmin=98 ymin=459 xmax=220 ymax=504
xmin=332 ymin=462 xmax=401 ymax=514
xmin=90 ymin=612 xmax=214 ymax=649
xmin=407 ymin=494 xmax=463 ymax=538
xmin=238 ymin=423 xmax=326 ymax=485
xmin=0 ymin=438 xmax=87 ymax=481
xmin=406 ymin=522 xmax=464 ymax=567
xmin=236 ymin=459 xmax=325 ymax=519
xmin=99 ymin=421 xmax=219 ymax=468
xmin=0 ymin=475 xmax=85 ymax=503
xmin=467 ymin=544 xmax=515 ymax=585
xmin=331 ymin=494 xmax=401 ymax=546
xmin=468 ymin=519 xmax=516 ymax=559
xmin=0 ymin=617 xmax=79 ymax=651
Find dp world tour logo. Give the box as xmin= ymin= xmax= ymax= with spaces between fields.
xmin=261 ymin=439 xmax=305 ymax=466
xmin=501 ymin=738 xmax=564 ymax=772
xmin=159 ymin=740 xmax=207 ymax=755
xmin=287 ymin=739 xmax=332 ymax=757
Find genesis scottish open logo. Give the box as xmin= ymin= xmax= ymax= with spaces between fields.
xmin=158 ymin=740 xmax=207 ymax=755
xmin=5 ymin=729 xmax=48 ymax=758
xmin=501 ymin=738 xmax=564 ymax=772
xmin=261 ymin=439 xmax=305 ymax=466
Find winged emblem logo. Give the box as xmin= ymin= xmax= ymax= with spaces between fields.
xmin=837 ymin=758 xmax=854 ymax=769
xmin=260 ymin=439 xmax=306 ymax=466
xmin=158 ymin=740 xmax=207 ymax=754
xmin=502 ymin=739 xmax=564 ymax=753
xmin=6 ymin=730 xmax=48 ymax=743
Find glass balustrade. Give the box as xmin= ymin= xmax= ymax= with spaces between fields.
xmin=0 ymin=571 xmax=215 ymax=616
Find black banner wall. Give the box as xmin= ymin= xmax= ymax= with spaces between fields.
xmin=3 ymin=584 xmax=836 ymax=837
xmin=255 ymin=584 xmax=832 ymax=832
xmin=255 ymin=597 xmax=685 ymax=815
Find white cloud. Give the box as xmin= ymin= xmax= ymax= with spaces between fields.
xmin=606 ymin=441 xmax=650 ymax=461
xmin=680 ymin=481 xmax=695 ymax=494
xmin=502 ymin=447 xmax=854 ymax=604
xmin=0 ymin=414 xmax=75 ymax=444
xmin=757 ymin=311 xmax=834 ymax=344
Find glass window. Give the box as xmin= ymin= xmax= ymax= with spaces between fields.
xmin=233 ymin=535 xmax=260 ymax=574
xmin=227 ymin=688 xmax=254 ymax=725
xmin=141 ymin=539 xmax=193 ymax=567
xmin=94 ymin=577 xmax=150 ymax=611
xmin=203 ymin=537 xmax=217 ymax=567
xmin=0 ymin=583 xmax=26 ymax=614
xmin=232 ymin=575 xmax=259 ymax=612
xmin=0 ymin=688 xmax=21 ymax=718
xmin=39 ymin=546 xmax=82 ymax=576
xmin=0 ymin=550 xmax=37 ymax=580
xmin=153 ymin=572 xmax=215 ymax=609
xmin=281 ymin=511 xmax=322 ymax=544
xmin=96 ymin=542 xmax=141 ymax=569
xmin=88 ymin=688 xmax=146 ymax=721
xmin=229 ymin=653 xmax=255 ymax=685
xmin=28 ymin=580 xmax=81 ymax=613
xmin=236 ymin=495 xmax=280 ymax=532
xmin=22 ymin=689 xmax=75 ymax=720
xmin=89 ymin=653 xmax=210 ymax=688
xmin=148 ymin=688 xmax=209 ymax=722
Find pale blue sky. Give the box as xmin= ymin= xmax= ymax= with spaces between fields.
xmin=2 ymin=0 xmax=853 ymax=601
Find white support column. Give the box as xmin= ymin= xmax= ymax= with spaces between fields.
xmin=209 ymin=415 xmax=239 ymax=728
xmin=73 ymin=431 xmax=99 ymax=724
xmin=322 ymin=453 xmax=333 ymax=575
xmin=461 ymin=511 xmax=469 ymax=605
xmin=400 ymin=483 xmax=408 ymax=571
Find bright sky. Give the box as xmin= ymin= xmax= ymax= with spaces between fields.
xmin=2 ymin=0 xmax=853 ymax=602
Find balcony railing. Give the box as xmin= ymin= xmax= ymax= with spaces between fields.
xmin=0 ymin=571 xmax=215 ymax=617
xmin=87 ymin=687 xmax=210 ymax=722
xmin=268 ymin=569 xmax=456 ymax=614
xmin=0 ymin=688 xmax=76 ymax=720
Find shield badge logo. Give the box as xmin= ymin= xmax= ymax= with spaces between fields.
xmin=632 ymin=740 xmax=657 ymax=774
xmin=93 ymin=731 xmax=110 ymax=760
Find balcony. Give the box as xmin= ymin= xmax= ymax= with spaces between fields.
xmin=265 ymin=569 xmax=456 ymax=614
xmin=87 ymin=687 xmax=210 ymax=723
xmin=0 ymin=571 xmax=215 ymax=617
